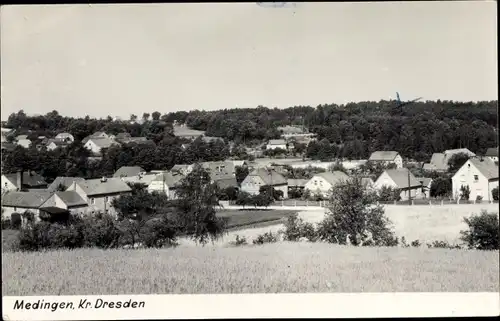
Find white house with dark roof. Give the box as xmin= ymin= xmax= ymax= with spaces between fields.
xmin=1 ymin=171 xmax=48 ymax=193
xmin=147 ymin=171 xmax=185 ymax=199
xmin=46 ymin=139 xmax=70 ymax=151
xmin=240 ymin=168 xmax=288 ymax=198
xmin=84 ymin=137 xmax=119 ymax=155
xmin=39 ymin=191 xmax=88 ymax=216
xmin=66 ymin=177 xmax=132 ymax=216
xmin=1 ymin=190 xmax=53 ymax=226
xmin=266 ymin=139 xmax=288 ymax=151
xmin=423 ymin=148 xmax=476 ymax=172
xmin=485 ymin=147 xmax=498 ymax=163
xmin=368 ymin=151 xmax=403 ymax=169
xmin=304 ymin=171 xmax=350 ymax=198
xmin=374 ymin=168 xmax=423 ymax=201
xmin=452 ymin=157 xmax=499 ymax=201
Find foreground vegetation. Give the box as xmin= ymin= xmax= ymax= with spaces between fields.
xmin=3 ymin=242 xmax=499 ymax=296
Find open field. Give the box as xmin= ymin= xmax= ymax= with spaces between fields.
xmin=3 ymin=242 xmax=498 ymax=296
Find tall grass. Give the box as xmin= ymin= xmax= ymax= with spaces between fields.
xmin=2 ymin=243 xmax=498 ymax=296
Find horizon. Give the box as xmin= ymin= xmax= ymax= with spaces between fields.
xmin=1 ymin=2 xmax=497 ymax=120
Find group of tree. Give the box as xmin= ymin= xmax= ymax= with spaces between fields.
xmin=11 ymin=165 xmax=228 ymax=250
xmin=4 ymin=98 xmax=498 ymax=167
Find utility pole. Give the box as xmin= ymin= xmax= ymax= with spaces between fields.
xmin=407 ymin=167 xmax=412 ymax=206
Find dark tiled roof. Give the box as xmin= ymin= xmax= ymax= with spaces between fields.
xmin=1 ymin=191 xmax=53 ymax=208
xmin=47 ymin=177 xmax=85 ymax=192
xmin=3 ymin=172 xmax=47 ymax=188
xmin=485 ymin=147 xmax=498 ymax=157
xmin=369 ymin=151 xmax=399 ymax=161
xmin=113 ymin=166 xmax=146 ymax=178
xmin=56 ymin=191 xmax=87 ymax=207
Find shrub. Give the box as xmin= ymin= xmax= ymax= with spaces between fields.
xmin=476 ymin=195 xmax=483 ymax=203
xmin=410 ymin=239 xmax=421 ymax=247
xmin=1 ymin=217 xmax=11 ymax=230
xmin=492 ymin=187 xmax=499 ymax=201
xmin=80 ymin=213 xmax=122 ymax=249
xmin=18 ymin=220 xmax=84 ymax=251
xmin=460 ymin=185 xmax=471 ymax=201
xmin=317 ymin=178 xmax=398 ymax=247
xmin=378 ymin=186 xmax=401 ymax=202
xmin=281 ymin=213 xmax=318 ymax=242
xmin=426 ymin=240 xmax=463 ymax=250
xmin=460 ymin=210 xmax=499 ymax=250
xmin=253 ymin=232 xmax=278 ymax=245
xmin=230 ymin=235 xmax=248 ymax=246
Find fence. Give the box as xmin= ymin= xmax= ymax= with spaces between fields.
xmin=227 ymin=199 xmax=499 ymax=208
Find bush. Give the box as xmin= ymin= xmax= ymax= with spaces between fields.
xmin=476 ymin=195 xmax=483 ymax=203
xmin=230 ymin=235 xmax=248 ymax=246
xmin=378 ymin=186 xmax=401 ymax=202
xmin=492 ymin=187 xmax=499 ymax=201
xmin=281 ymin=213 xmax=318 ymax=242
xmin=253 ymin=231 xmax=279 ymax=245
xmin=317 ymin=178 xmax=398 ymax=247
xmin=426 ymin=240 xmax=463 ymax=250
xmin=81 ymin=213 xmax=122 ymax=249
xmin=460 ymin=210 xmax=499 ymax=250
xmin=1 ymin=217 xmax=12 ymax=230
xmin=460 ymin=185 xmax=471 ymax=200
xmin=18 ymin=220 xmax=84 ymax=251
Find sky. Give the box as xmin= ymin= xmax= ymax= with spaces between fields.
xmin=1 ymin=2 xmax=497 ymax=119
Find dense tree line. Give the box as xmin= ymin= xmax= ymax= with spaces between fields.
xmin=3 ymin=99 xmax=498 ymax=170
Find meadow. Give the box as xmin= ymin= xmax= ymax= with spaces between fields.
xmin=2 ymin=242 xmax=498 ymax=296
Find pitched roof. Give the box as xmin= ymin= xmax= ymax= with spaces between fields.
xmin=48 ymin=139 xmax=69 ymax=147
xmin=485 ymin=147 xmax=498 ymax=157
xmin=213 ymin=177 xmax=238 ymax=189
xmin=444 ymin=148 xmax=475 ymax=157
xmin=469 ymin=158 xmax=498 ymax=180
xmin=1 ymin=191 xmax=53 ymax=208
xmin=249 ymin=168 xmax=287 ymax=186
xmin=47 ymin=177 xmax=85 ymax=192
xmin=268 ymin=139 xmax=286 ymax=145
xmin=428 ymin=152 xmax=447 ymax=170
xmin=75 ymin=178 xmax=132 ymax=196
xmin=88 ymin=137 xmax=117 ymax=149
xmin=277 ymin=126 xmax=304 ymax=134
xmin=151 ymin=172 xmax=184 ymax=188
xmin=369 ymin=151 xmax=399 ymax=161
xmin=314 ymin=171 xmax=349 ymax=186
xmin=384 ymin=168 xmax=421 ymax=189
xmin=55 ymin=133 xmax=74 ymax=139
xmin=3 ymin=172 xmax=47 ymax=188
xmin=113 ymin=166 xmax=146 ymax=178
xmin=121 ymin=173 xmax=157 ymax=185
xmin=417 ymin=177 xmax=433 ymax=187
xmin=171 ymin=164 xmax=192 ymax=172
xmin=55 ymin=191 xmax=87 ymax=207
xmin=287 ymin=178 xmax=309 ymax=187
xmin=201 ymin=161 xmax=235 ymax=179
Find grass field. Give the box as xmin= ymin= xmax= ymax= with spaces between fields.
xmin=219 ymin=209 xmax=297 ymax=230
xmin=2 ymin=242 xmax=498 ymax=296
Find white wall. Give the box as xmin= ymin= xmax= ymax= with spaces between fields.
xmin=452 ymin=160 xmax=495 ymax=201
xmin=1 ymin=175 xmax=17 ymax=193
xmin=266 ymin=144 xmax=287 ymax=150
xmin=374 ymin=171 xmax=422 ymax=201
xmin=241 ymin=175 xmax=266 ymax=195
xmin=304 ymin=176 xmax=333 ymax=198
xmin=394 ymin=154 xmax=403 ymax=169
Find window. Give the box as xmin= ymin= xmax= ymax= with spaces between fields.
xmin=474 ymin=175 xmax=479 ymax=181
xmin=90 ymin=198 xmax=95 ymax=205
xmin=13 ymin=207 xmax=17 ymax=211
xmin=104 ymin=196 xmax=109 ymax=203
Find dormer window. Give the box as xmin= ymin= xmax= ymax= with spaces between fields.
xmin=474 ymin=175 xmax=478 ymax=181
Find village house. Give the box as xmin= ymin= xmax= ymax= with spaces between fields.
xmin=147 ymin=171 xmax=185 ymax=199
xmin=39 ymin=191 xmax=89 ymax=217
xmin=82 ymin=131 xmax=110 ymax=145
xmin=266 ymin=139 xmax=288 ymax=151
xmin=423 ymin=148 xmax=476 ymax=172
xmin=484 ymin=147 xmax=498 ymax=163
xmin=368 ymin=151 xmax=403 ymax=169
xmin=65 ymin=177 xmax=132 ymax=216
xmin=451 ymin=157 xmax=498 ymax=201
xmin=47 ymin=177 xmax=86 ymax=192
xmin=46 ymin=139 xmax=70 ymax=151
xmin=240 ymin=168 xmax=288 ymax=198
xmin=54 ymin=132 xmax=75 ymax=143
xmin=16 ymin=137 xmax=32 ymax=149
xmin=1 ymin=190 xmax=53 ymax=227
xmin=201 ymin=161 xmax=239 ymax=190
xmin=1 ymin=171 xmax=48 ymax=193
xmin=1 ymin=127 xmax=15 ymax=143
xmin=304 ymin=171 xmax=349 ymax=198
xmin=113 ymin=166 xmax=146 ymax=178
xmin=84 ymin=137 xmax=119 ymax=155
xmin=373 ymin=168 xmax=423 ymax=201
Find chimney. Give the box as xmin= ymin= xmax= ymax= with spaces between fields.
xmin=101 ymin=176 xmax=107 ymax=183
xmin=16 ymin=170 xmax=23 ymax=191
